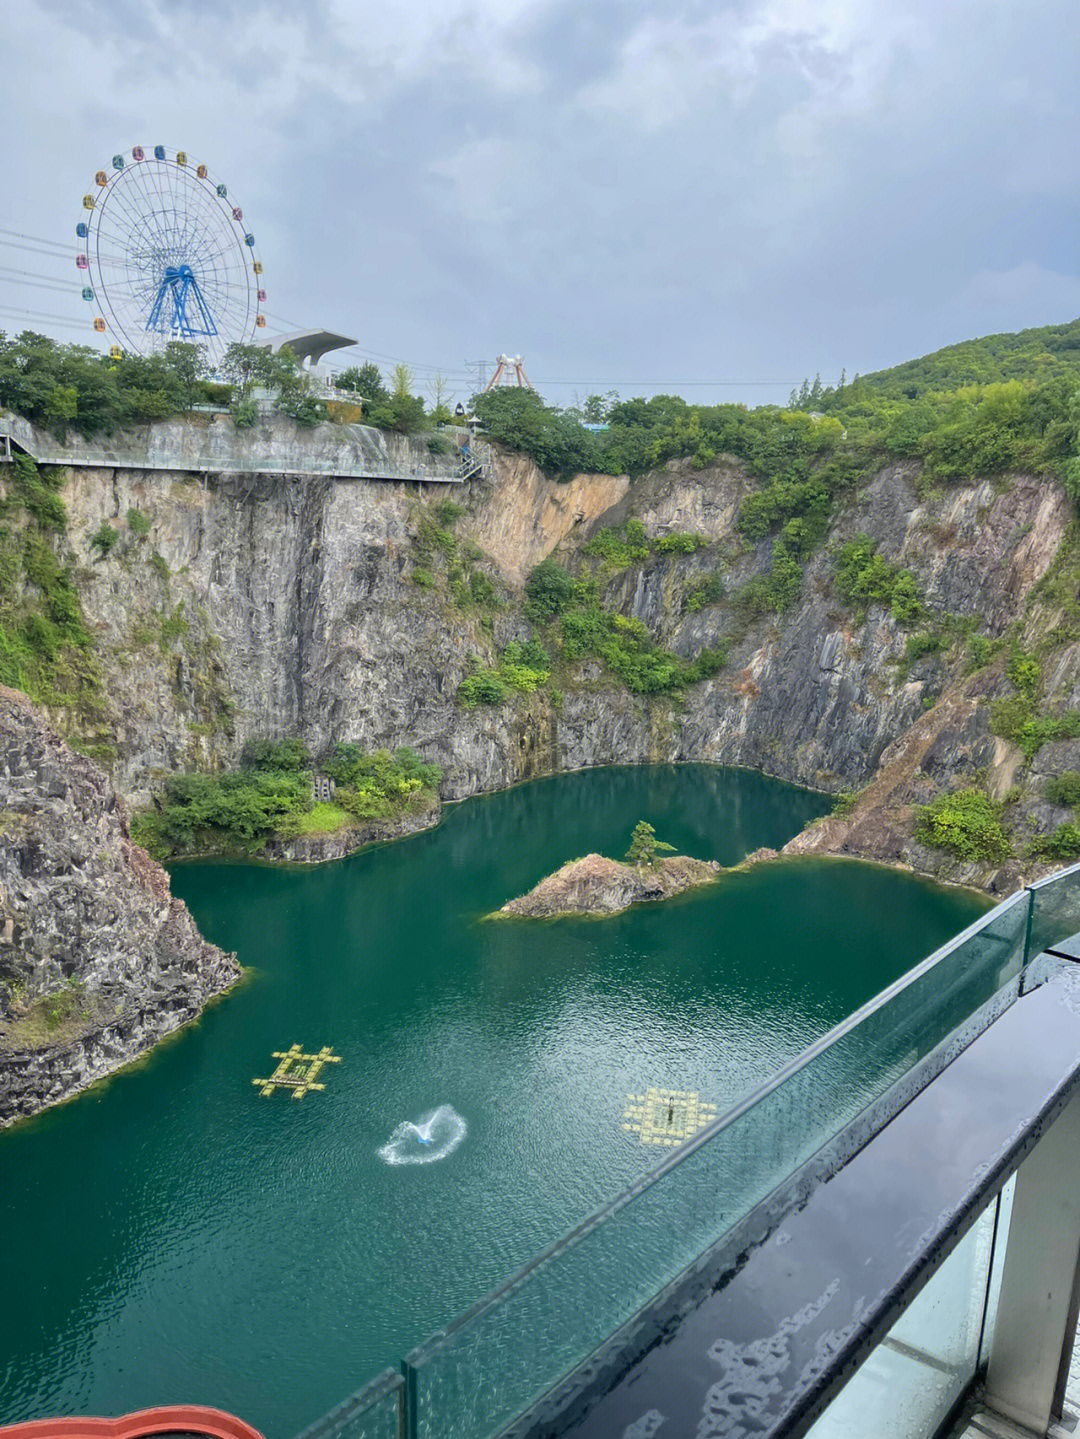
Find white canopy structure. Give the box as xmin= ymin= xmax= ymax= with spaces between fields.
xmin=256 ymin=330 xmax=357 ymax=367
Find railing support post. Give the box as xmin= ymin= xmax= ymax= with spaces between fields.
xmin=1024 ymin=884 xmax=1035 ymax=967
xmin=400 ymin=1360 xmax=418 ymax=1439
xmin=984 ymin=1083 xmax=1080 ymax=1434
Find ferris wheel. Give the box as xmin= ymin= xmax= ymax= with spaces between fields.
xmin=76 ymin=145 xmax=265 ymax=366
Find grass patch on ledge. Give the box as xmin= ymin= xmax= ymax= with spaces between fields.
xmin=913 ymin=788 xmax=1012 ymax=862
xmin=3 ymin=978 xmax=95 ymax=1052
xmin=285 ymin=801 xmax=355 ymax=836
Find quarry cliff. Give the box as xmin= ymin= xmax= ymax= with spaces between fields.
xmin=25 ymin=414 xmax=1077 ymax=893
xmin=5 ymin=393 xmax=1080 ymax=1118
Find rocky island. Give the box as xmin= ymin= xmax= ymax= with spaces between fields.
xmin=496 ymin=821 xmax=720 ymax=917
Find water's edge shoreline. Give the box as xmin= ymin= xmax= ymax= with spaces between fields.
xmin=0 ymin=748 xmax=1006 ymax=1129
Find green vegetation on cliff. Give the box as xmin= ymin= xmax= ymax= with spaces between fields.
xmin=989 ymin=647 xmax=1080 ymax=760
xmin=522 ymin=557 xmax=727 ymax=696
xmin=0 ymin=332 xmax=443 ymax=443
xmin=730 ymin=541 xmax=803 ymax=620
xmin=0 ymin=454 xmax=104 ymax=742
xmin=410 ymin=504 xmax=502 ymax=612
xmin=0 ymin=333 xmax=224 ymax=436
xmin=832 ymin=536 xmax=923 ymax=624
xmin=1031 ymin=772 xmax=1080 ymax=861
xmin=582 ymin=520 xmax=709 ymax=567
xmin=132 ymin=740 xmax=441 ymax=858
xmin=322 ymin=743 xmax=441 ymax=817
xmin=472 ymin=325 xmax=1080 ymax=565
xmin=1029 ymin=824 xmax=1080 ymax=861
xmin=914 ymin=789 xmax=1012 ymax=862
xmin=1044 ymin=772 xmax=1080 ymax=806
xmin=813 ymin=319 xmax=1080 ymax=404
xmin=457 ymin=639 xmax=551 ymax=707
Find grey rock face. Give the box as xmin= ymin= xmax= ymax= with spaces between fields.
xmin=0 ymin=688 xmax=239 ymax=1126
xmin=45 ymin=420 xmax=1076 ymax=867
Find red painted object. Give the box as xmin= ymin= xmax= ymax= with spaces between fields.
xmin=0 ymin=1406 xmax=264 ymax=1439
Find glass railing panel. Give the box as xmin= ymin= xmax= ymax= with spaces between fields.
xmin=804 ymin=1192 xmax=999 ymax=1439
xmin=1028 ymin=862 xmax=1080 ymax=960
xmin=404 ymin=892 xmax=1031 ymax=1439
xmin=293 ymin=1368 xmax=402 ymax=1439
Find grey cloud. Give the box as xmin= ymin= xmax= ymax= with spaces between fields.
xmin=8 ymin=0 xmax=1080 ymax=405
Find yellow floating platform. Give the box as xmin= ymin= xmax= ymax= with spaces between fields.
xmin=623 ymin=1087 xmax=718 ymax=1145
xmin=253 ymin=1043 xmax=341 ymax=1099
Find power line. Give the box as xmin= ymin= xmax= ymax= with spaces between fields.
xmin=0 ymin=268 xmax=82 ymax=295
xmin=0 ymin=239 xmax=84 ymax=265
xmin=0 ymin=238 xmax=128 ymax=269
xmin=0 ymin=305 xmax=92 ymax=328
xmin=532 ymin=377 xmax=801 ymax=388
xmin=0 ymin=223 xmax=71 ymax=248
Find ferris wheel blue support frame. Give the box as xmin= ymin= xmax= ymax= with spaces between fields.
xmin=145 ymin=264 xmax=219 ymax=340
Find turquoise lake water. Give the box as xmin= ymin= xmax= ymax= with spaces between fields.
xmin=0 ymin=765 xmax=986 ymax=1436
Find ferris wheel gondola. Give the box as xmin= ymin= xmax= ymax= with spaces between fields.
xmin=75 ymin=145 xmax=265 ymax=366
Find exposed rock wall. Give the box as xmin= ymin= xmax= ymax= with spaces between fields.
xmin=7 ymin=415 xmax=1076 ymax=1120
xmin=0 ymin=687 xmax=239 ymax=1125
xmin=460 ymin=453 xmax=629 ymax=584
xmin=25 ymin=418 xmax=1079 ymax=883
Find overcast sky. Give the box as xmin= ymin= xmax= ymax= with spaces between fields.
xmin=5 ymin=0 xmax=1080 ymax=407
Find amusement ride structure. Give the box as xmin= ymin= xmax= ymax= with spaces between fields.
xmin=483 ymin=354 xmax=533 ymax=390
xmin=76 ymin=146 xmax=265 ymax=365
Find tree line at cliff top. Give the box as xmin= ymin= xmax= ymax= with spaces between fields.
xmin=3 ymin=319 xmax=1080 ymax=500
xmin=0 ymin=333 xmax=445 ymax=438
xmin=468 ymin=317 xmax=1080 ymax=496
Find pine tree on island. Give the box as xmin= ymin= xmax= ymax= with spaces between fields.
xmin=626 ymin=821 xmax=676 ymax=871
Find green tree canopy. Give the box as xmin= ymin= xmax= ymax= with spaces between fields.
xmin=0 ymin=332 xmax=214 ymax=436
xmin=626 ymin=820 xmax=676 ymax=869
xmin=335 ymin=362 xmax=389 ymax=405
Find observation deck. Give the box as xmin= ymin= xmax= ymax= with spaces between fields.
xmin=0 ymin=411 xmax=485 ymax=486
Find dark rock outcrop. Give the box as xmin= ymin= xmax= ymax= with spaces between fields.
xmin=0 ymin=688 xmax=239 ymax=1126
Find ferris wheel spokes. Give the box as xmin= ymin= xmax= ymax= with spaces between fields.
xmin=145 ymin=265 xmax=219 ymax=340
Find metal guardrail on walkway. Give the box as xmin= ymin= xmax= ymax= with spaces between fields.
xmin=0 ymin=411 xmax=488 ymax=487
